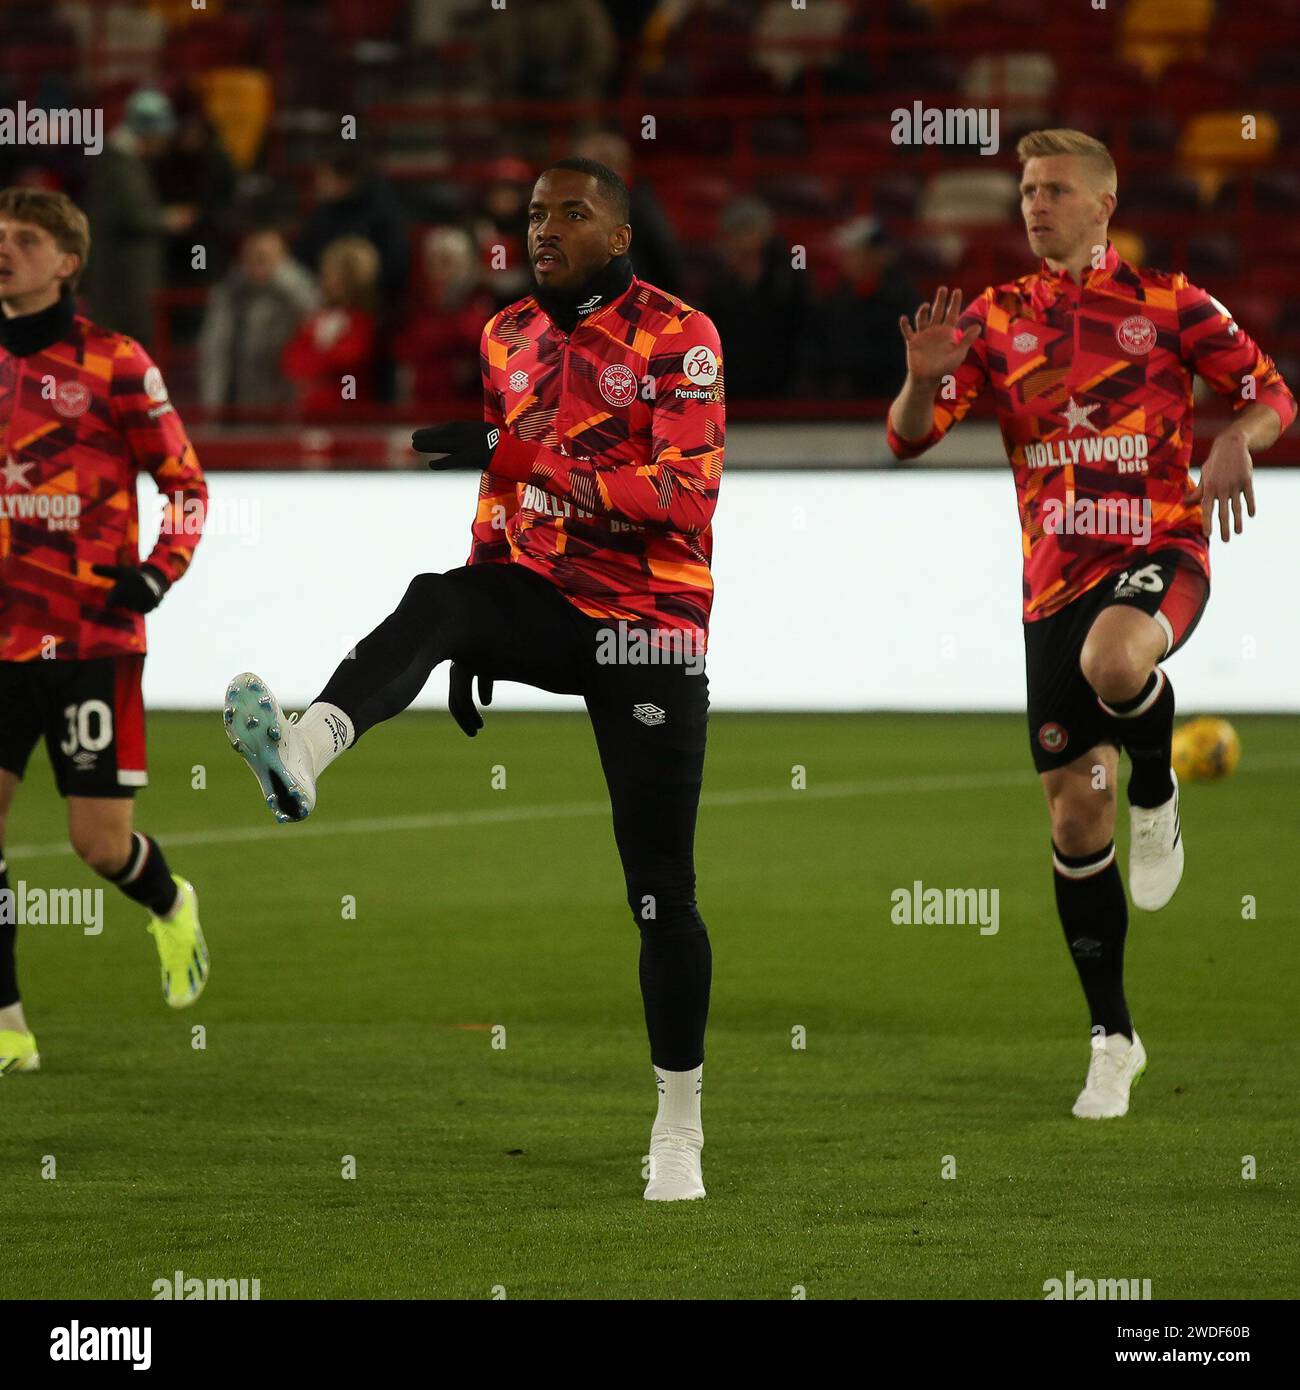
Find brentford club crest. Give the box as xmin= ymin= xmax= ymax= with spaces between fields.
xmin=1038 ymin=722 xmax=1068 ymax=753
xmin=53 ymin=380 xmax=91 ymax=418
xmin=1115 ymin=315 xmax=1157 ymax=355
xmin=598 ymin=363 xmax=638 ymax=408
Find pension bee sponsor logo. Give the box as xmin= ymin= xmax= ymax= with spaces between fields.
xmin=142 ymin=366 xmax=169 ymax=402
xmin=682 ymin=345 xmax=719 ymax=385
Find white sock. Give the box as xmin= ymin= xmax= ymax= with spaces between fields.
xmin=0 ymin=1001 xmax=30 ymax=1034
xmin=651 ymin=1065 xmax=703 ymax=1145
xmin=294 ymin=702 xmax=354 ymax=779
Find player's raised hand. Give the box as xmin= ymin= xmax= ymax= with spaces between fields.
xmin=898 ymin=287 xmax=980 ymax=384
xmin=1188 ymin=429 xmax=1256 ymax=542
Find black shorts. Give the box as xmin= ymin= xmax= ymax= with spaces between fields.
xmin=1023 ymin=551 xmax=1209 ymax=773
xmin=0 ymin=655 xmax=148 ymax=797
xmin=436 ymin=562 xmax=710 ymax=842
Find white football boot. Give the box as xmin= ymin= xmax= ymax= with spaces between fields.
xmin=1129 ymin=770 xmax=1183 ymax=911
xmin=644 ymin=1133 xmax=706 ymax=1202
xmin=223 ymin=673 xmax=317 ymax=823
xmin=1072 ymin=1030 xmax=1147 ymax=1119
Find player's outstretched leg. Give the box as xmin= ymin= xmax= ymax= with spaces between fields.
xmin=222 ymin=572 xmax=486 ymax=824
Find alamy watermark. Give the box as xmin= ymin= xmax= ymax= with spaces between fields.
xmin=152 ymin=1269 xmax=261 ymax=1300
xmin=1044 ymin=1269 xmax=1152 ymax=1300
xmin=154 ymin=491 xmax=261 ymax=545
xmin=50 ymin=1323 xmax=149 ymax=1369
xmin=891 ymin=102 xmax=1000 ymax=157
xmin=0 ymin=104 xmax=103 ymax=157
xmin=890 ymin=880 xmax=999 ymax=935
xmin=0 ymin=884 xmax=102 ymax=935
xmin=595 ymin=621 xmax=705 ymax=676
xmin=1042 ymin=494 xmax=1151 ymax=544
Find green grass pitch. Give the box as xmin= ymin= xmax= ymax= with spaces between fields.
xmin=3 ymin=711 xmax=1297 ymax=1299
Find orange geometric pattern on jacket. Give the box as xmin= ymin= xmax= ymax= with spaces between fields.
xmin=470 ymin=276 xmax=724 ymax=638
xmin=887 ymin=244 xmax=1296 ymax=620
xmin=0 ymin=315 xmax=207 ymax=660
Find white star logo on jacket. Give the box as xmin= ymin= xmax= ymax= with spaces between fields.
xmin=2 ymin=454 xmax=34 ymax=489
xmin=1061 ymin=397 xmax=1101 ymax=433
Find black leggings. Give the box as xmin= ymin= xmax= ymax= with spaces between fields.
xmin=317 ymin=562 xmax=712 ymax=1071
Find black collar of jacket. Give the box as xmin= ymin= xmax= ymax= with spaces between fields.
xmin=534 ymin=254 xmax=634 ymax=335
xmin=0 ymin=286 xmax=78 ymax=357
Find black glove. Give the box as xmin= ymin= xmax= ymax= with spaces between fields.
xmin=413 ymin=422 xmax=500 ymax=471
xmin=448 ymin=663 xmax=494 ymax=737
xmin=91 ymin=563 xmax=170 ymax=614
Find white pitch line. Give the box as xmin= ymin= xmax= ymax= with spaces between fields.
xmin=6 ymin=756 xmax=1299 ymax=861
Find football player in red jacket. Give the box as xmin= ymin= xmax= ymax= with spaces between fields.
xmin=0 ymin=189 xmax=210 ymax=1075
xmin=227 ymin=159 xmax=722 ymax=1201
xmin=888 ymin=130 xmax=1295 ymax=1120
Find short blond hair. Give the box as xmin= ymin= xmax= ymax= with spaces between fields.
xmin=1016 ymin=129 xmax=1117 ymax=195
